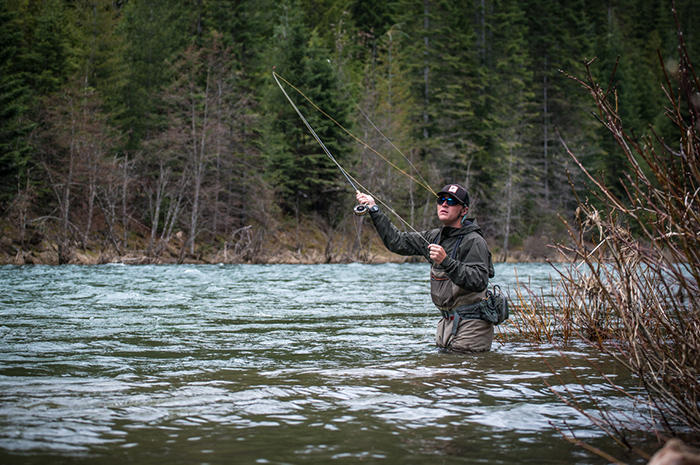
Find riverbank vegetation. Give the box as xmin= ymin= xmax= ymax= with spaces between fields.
xmin=3 ymin=0 xmax=700 ymax=461
xmin=505 ymin=5 xmax=700 ymax=461
xmin=2 ymin=0 xmax=699 ymax=265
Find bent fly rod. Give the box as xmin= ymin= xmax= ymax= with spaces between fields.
xmin=275 ymin=68 xmax=436 ymax=198
xmin=272 ymin=69 xmax=430 ymax=243
xmin=272 ymin=70 xmax=371 ymax=216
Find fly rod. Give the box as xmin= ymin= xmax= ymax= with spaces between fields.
xmin=272 ymin=69 xmax=430 ymax=243
xmin=272 ymin=70 xmax=369 ymax=216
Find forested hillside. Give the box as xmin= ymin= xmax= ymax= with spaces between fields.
xmin=1 ymin=0 xmax=698 ymax=264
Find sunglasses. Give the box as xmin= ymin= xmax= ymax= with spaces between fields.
xmin=436 ymin=196 xmax=463 ymax=206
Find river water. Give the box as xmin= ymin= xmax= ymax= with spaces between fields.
xmin=0 ymin=263 xmax=652 ymax=464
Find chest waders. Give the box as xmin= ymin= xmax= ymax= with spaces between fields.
xmin=431 ymin=231 xmax=470 ymax=349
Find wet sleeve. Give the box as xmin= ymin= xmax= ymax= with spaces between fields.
xmin=439 ymin=235 xmax=490 ymax=292
xmin=369 ymin=210 xmax=430 ymax=259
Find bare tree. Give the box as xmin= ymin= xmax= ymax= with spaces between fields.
xmin=508 ymin=8 xmax=700 ymax=458
xmin=141 ymin=135 xmax=188 ymax=260
xmin=40 ymin=76 xmax=115 ymax=262
xmin=160 ymin=34 xmax=234 ymax=261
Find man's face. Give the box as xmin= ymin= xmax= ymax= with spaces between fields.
xmin=437 ymin=197 xmax=468 ymax=227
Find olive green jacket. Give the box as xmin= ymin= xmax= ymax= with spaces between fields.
xmin=369 ymin=209 xmax=495 ymax=311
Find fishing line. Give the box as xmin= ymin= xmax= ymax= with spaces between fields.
xmin=326 ymin=59 xmax=436 ymax=197
xmin=272 ymin=70 xmax=360 ymax=193
xmin=272 ymin=70 xmax=430 ymax=245
xmin=273 ymin=71 xmax=435 ymax=197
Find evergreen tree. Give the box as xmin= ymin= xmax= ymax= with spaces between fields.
xmin=201 ymin=0 xmax=273 ymax=128
xmin=0 ymin=0 xmax=33 ymax=205
xmin=485 ymin=0 xmax=536 ymax=258
xmin=203 ymin=0 xmax=276 ymax=66
xmin=350 ymin=0 xmax=396 ymax=64
xmin=3 ymin=0 xmax=699 ymax=260
xmin=393 ymin=0 xmax=484 ymax=184
xmin=157 ymin=35 xmax=237 ymax=257
xmin=582 ymin=5 xmax=637 ymax=202
xmin=423 ymin=1 xmax=482 ymax=185
xmin=73 ymin=0 xmax=129 ymax=123
xmin=351 ymin=23 xmax=430 ymax=230
xmin=118 ymin=0 xmax=190 ymax=147
xmin=198 ymin=0 xmax=266 ymax=236
xmin=675 ymin=0 xmax=700 ymax=60
xmin=264 ymin=1 xmax=351 ymax=215
xmin=21 ymin=0 xmax=78 ymax=96
xmin=392 ymin=0 xmax=432 ymax=145
xmin=37 ymin=74 xmax=118 ymax=261
xmin=522 ymin=0 xmax=598 ymax=219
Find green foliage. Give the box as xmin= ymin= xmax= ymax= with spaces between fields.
xmin=202 ymin=0 xmax=276 ymax=70
xmin=118 ymin=0 xmax=190 ymax=147
xmin=2 ymin=0 xmax=700 ymax=259
xmin=264 ymin=2 xmax=351 ymax=215
xmin=0 ymin=0 xmax=33 ymax=204
xmin=350 ymin=0 xmax=396 ymax=60
xmin=72 ymin=0 xmax=130 ymax=123
xmin=21 ymin=0 xmax=78 ymax=96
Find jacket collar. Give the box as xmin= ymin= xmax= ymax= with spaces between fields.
xmin=440 ymin=218 xmax=481 ymax=237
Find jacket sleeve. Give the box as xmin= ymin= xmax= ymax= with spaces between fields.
xmin=439 ymin=234 xmax=492 ymax=292
xmin=369 ymin=209 xmax=431 ymax=259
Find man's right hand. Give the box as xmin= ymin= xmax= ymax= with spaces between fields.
xmin=356 ymin=192 xmax=376 ymax=207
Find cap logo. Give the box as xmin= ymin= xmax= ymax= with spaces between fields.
xmin=448 ymin=185 xmax=459 ymax=193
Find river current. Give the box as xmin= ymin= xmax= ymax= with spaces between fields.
xmin=0 ymin=263 xmax=650 ymax=464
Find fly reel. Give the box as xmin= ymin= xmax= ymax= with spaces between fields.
xmin=353 ymin=204 xmax=369 ymax=216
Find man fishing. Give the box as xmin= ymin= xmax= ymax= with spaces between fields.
xmin=356 ymin=184 xmax=495 ymax=353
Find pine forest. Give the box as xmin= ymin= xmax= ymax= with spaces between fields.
xmin=1 ymin=0 xmax=698 ymax=265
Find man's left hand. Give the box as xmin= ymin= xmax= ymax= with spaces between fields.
xmin=428 ymin=244 xmax=446 ymax=264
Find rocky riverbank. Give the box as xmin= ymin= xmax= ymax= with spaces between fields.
xmin=0 ymin=217 xmax=557 ymax=266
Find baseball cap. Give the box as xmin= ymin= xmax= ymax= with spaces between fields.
xmin=437 ymin=184 xmax=469 ymax=206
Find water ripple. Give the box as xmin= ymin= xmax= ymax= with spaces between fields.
xmin=0 ymin=264 xmax=649 ymax=464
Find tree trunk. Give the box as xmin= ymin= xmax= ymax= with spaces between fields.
xmin=502 ymin=145 xmax=514 ymax=262
xmin=58 ymin=100 xmax=77 ymax=264
xmin=121 ymin=153 xmax=130 ymax=250
xmin=543 ymin=56 xmax=550 ymax=207
xmin=147 ymin=163 xmax=168 ymax=255
xmin=423 ymin=0 xmax=430 ymax=139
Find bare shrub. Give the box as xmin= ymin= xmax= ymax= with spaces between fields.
xmin=507 ymin=2 xmax=700 ymax=456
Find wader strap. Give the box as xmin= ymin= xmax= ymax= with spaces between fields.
xmin=441 ymin=305 xmax=482 ymax=323
xmin=450 ymin=235 xmax=464 ymax=260
xmin=440 ymin=310 xmax=463 ymax=337
xmin=440 ymin=303 xmax=484 ymax=348
xmin=451 ymin=311 xmax=461 ymax=337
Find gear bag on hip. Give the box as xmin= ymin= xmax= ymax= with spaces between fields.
xmin=450 ymin=285 xmax=509 ymax=325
